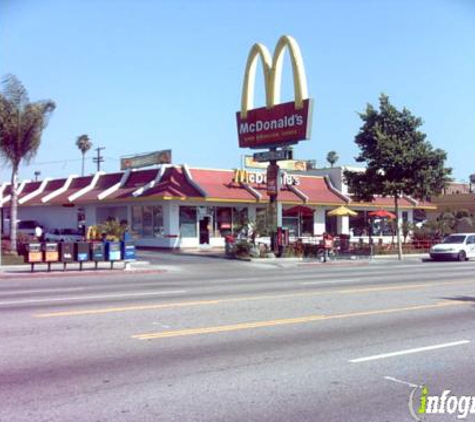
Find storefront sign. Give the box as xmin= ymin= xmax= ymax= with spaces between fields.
xmin=120 ymin=150 xmax=172 ymax=170
xmin=253 ymin=148 xmax=292 ymax=163
xmin=244 ymin=156 xmax=308 ymax=171
xmin=237 ymin=100 xmax=313 ymax=148
xmin=237 ymin=35 xmax=313 ymax=149
xmin=233 ymin=169 xmax=299 ymax=186
xmin=267 ymin=163 xmax=279 ymax=196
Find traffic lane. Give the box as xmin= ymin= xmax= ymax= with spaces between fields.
xmin=1 ymin=258 xmax=474 ymax=300
xmin=27 ymin=274 xmax=475 ymax=325
xmin=2 ymin=262 xmax=475 ymax=315
xmin=1 ymin=302 xmax=474 ymax=421
xmin=3 ymin=277 xmax=475 ymax=382
xmin=2 ymin=257 xmax=475 ymax=290
xmin=1 ymin=273 xmax=473 ymax=353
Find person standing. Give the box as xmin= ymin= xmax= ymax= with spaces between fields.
xmin=322 ymin=232 xmax=334 ymax=263
xmin=34 ymin=224 xmax=43 ymax=242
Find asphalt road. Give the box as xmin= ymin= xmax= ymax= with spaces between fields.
xmin=1 ymin=254 xmax=475 ymax=422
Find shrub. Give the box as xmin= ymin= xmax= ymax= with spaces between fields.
xmin=233 ymin=241 xmax=252 ymax=258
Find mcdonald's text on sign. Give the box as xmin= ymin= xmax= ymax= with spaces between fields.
xmin=237 ymin=99 xmax=313 ymax=149
xmin=233 ymin=169 xmax=300 ymax=186
xmin=237 ymin=35 xmax=313 ymax=149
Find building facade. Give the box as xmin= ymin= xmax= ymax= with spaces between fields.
xmin=0 ymin=164 xmax=435 ymax=248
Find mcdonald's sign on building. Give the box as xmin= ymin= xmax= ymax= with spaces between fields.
xmin=236 ymin=35 xmax=314 ymax=149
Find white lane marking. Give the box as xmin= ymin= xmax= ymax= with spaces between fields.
xmin=349 ymin=340 xmax=470 ymax=363
xmin=0 ymin=290 xmax=187 ymax=306
xmin=384 ymin=376 xmax=421 ymax=388
xmin=301 ymin=279 xmax=360 ymax=286
xmin=0 ymin=287 xmax=86 ymax=296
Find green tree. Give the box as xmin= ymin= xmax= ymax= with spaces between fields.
xmin=0 ymin=74 xmax=55 ymax=252
xmin=344 ymin=94 xmax=451 ymax=259
xmin=75 ymin=134 xmax=92 ymax=176
xmin=326 ymin=151 xmax=339 ymax=167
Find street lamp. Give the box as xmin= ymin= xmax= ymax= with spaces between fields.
xmin=34 ymin=170 xmax=41 ymax=181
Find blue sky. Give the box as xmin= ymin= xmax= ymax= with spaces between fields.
xmin=1 ymin=0 xmax=474 ymax=182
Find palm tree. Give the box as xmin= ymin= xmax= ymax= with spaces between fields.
xmin=0 ymin=74 xmax=55 ymax=252
xmin=326 ymin=151 xmax=339 ymax=167
xmin=75 ymin=134 xmax=92 ymax=176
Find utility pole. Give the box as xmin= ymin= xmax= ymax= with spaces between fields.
xmin=93 ymin=147 xmax=105 ymax=172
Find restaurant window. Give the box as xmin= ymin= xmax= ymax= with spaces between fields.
xmin=153 ymin=206 xmax=164 ymax=238
xmin=232 ymin=207 xmax=248 ymax=237
xmin=216 ymin=207 xmax=232 ymax=237
xmin=325 ymin=212 xmax=337 ymax=236
xmin=283 ymin=217 xmax=299 ymax=237
xmin=131 ymin=206 xmax=143 ymax=238
xmin=349 ymin=211 xmax=368 ymax=236
xmin=131 ymin=205 xmax=164 ymax=238
xmin=255 ymin=207 xmax=271 ymax=236
xmin=180 ymin=206 xmax=197 ymax=238
xmin=143 ymin=206 xmax=153 ymax=238
xmin=301 ymin=215 xmax=314 ymax=236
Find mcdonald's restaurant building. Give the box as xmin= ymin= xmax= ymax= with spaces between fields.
xmin=0 ymin=164 xmax=434 ymax=248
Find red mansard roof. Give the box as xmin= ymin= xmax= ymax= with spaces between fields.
xmin=75 ymin=173 xmax=123 ymax=203
xmin=47 ymin=176 xmax=93 ymax=204
xmin=190 ymin=169 xmax=347 ymax=205
xmin=105 ymin=168 xmax=159 ymax=201
xmin=1 ymin=165 xmax=435 ymax=209
xmin=190 ymin=169 xmax=256 ymax=201
xmin=144 ymin=167 xmax=204 ymax=199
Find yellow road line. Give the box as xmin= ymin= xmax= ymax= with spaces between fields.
xmin=34 ymin=280 xmax=472 ymax=318
xmin=133 ymin=301 xmax=468 ymax=340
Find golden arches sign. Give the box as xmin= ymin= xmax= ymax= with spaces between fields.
xmin=240 ymin=35 xmax=309 ymax=119
xmin=236 ymin=35 xmax=313 ymax=149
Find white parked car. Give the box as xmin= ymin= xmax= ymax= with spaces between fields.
xmin=430 ymin=233 xmax=475 ymax=261
xmin=45 ymin=228 xmax=84 ymax=242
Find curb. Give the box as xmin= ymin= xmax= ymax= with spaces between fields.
xmin=0 ymin=268 xmax=167 ymax=280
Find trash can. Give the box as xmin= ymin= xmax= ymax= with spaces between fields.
xmin=58 ymin=242 xmax=74 ymax=271
xmin=121 ymin=241 xmax=136 ymax=260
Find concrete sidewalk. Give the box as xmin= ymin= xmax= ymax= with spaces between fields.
xmin=0 ymin=260 xmax=162 ymax=278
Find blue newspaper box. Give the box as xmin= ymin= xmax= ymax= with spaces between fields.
xmin=121 ymin=241 xmax=136 ymax=260
xmin=91 ymin=242 xmax=105 ymax=262
xmin=75 ymin=242 xmax=90 ymax=262
xmin=105 ymin=241 xmax=121 ymax=261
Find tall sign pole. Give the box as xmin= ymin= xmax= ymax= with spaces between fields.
xmin=236 ymin=35 xmax=313 ymax=256
xmin=267 ymin=153 xmax=278 ymax=253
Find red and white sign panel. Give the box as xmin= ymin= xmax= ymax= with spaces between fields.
xmin=266 ymin=163 xmax=279 ymax=196
xmin=236 ymin=99 xmax=313 ymax=149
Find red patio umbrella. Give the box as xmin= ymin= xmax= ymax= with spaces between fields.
xmin=283 ymin=205 xmax=314 ymax=217
xmin=368 ymin=209 xmax=396 ymax=219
